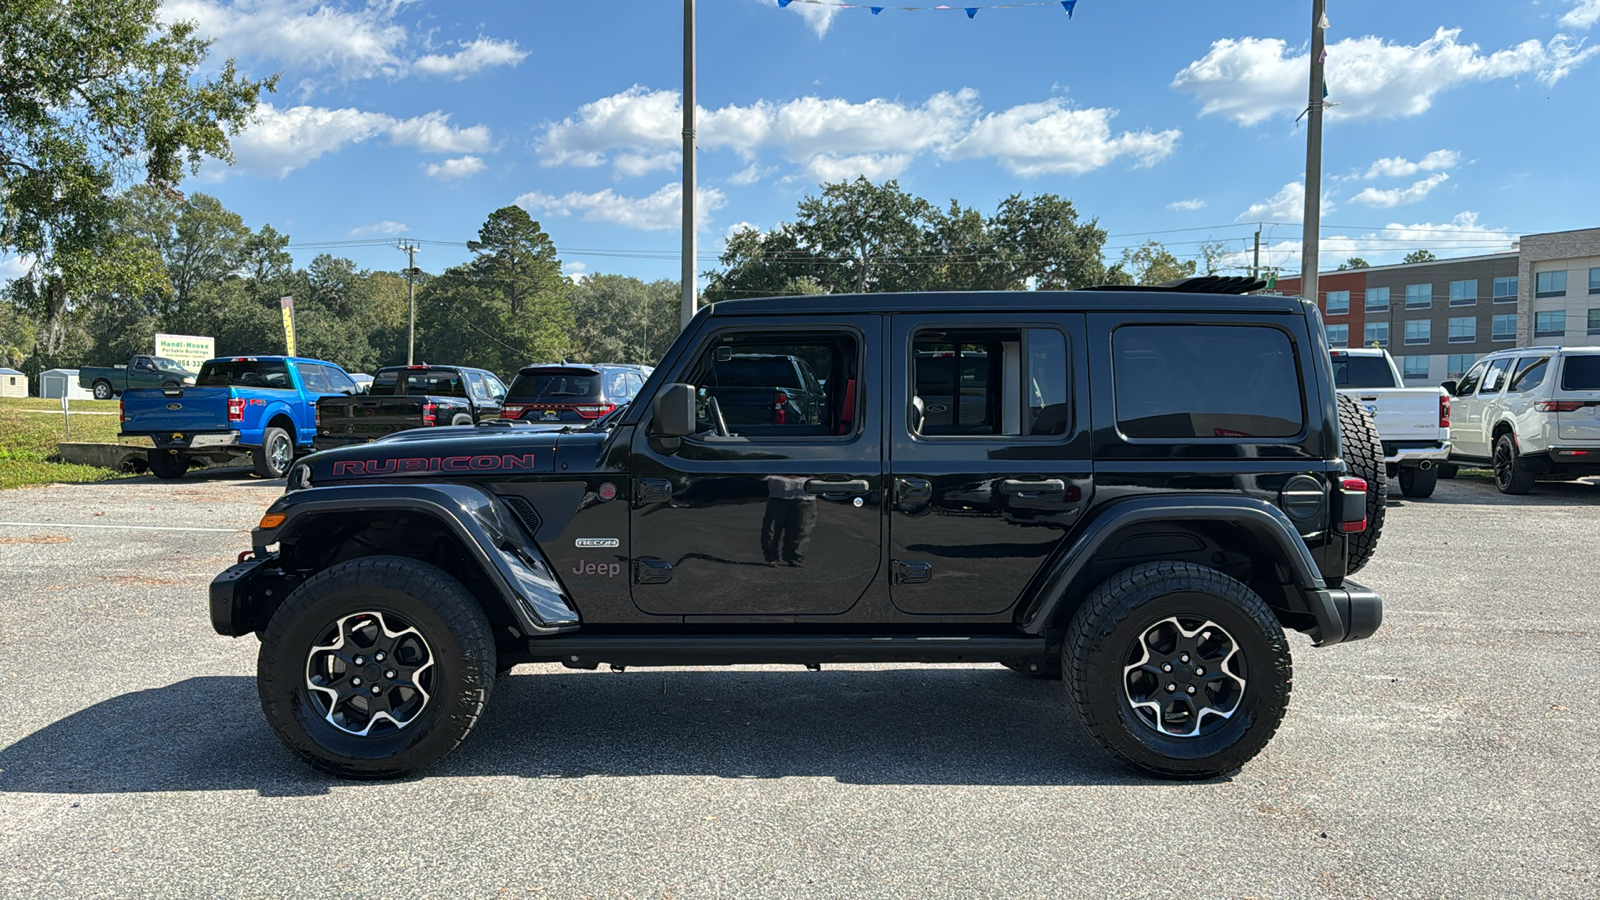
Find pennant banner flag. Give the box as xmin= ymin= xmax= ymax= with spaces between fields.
xmin=776 ymin=0 xmax=1079 ymax=16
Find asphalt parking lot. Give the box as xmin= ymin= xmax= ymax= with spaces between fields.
xmin=2 ymin=471 xmax=1598 ymax=898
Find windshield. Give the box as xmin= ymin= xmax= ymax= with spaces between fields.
xmin=1561 ymin=356 xmax=1600 ymax=391
xmin=507 ymin=369 xmax=602 ymax=401
xmin=1332 ymin=356 xmax=1397 ymax=388
xmin=196 ymin=360 xmax=293 ymax=390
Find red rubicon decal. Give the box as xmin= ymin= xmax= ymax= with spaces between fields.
xmin=331 ymin=453 xmax=537 ymax=477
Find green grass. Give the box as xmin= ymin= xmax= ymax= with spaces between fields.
xmin=0 ymin=398 xmax=149 ymax=489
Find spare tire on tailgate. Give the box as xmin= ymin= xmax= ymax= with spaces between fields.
xmin=1337 ymin=392 xmax=1386 ymax=575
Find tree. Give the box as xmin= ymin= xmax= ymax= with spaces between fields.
xmin=1337 ymin=257 xmax=1370 ymax=271
xmin=1197 ymin=239 xmax=1231 ymax=275
xmin=1 ymin=0 xmax=274 ymax=357
xmin=1115 ymin=240 xmax=1197 ymax=285
xmin=1403 ymin=250 xmax=1436 ymax=264
xmin=567 ymin=275 xmax=679 ymax=365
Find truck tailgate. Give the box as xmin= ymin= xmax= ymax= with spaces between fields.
xmin=318 ymin=395 xmax=430 ymax=442
xmin=120 ymin=387 xmax=233 ymax=434
xmin=1340 ymin=387 xmax=1446 ymax=443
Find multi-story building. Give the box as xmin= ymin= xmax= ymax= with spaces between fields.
xmin=1274 ymin=226 xmax=1600 ymax=383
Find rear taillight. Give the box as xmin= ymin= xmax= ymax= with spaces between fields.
xmin=1536 ymin=400 xmax=1585 ymax=412
xmin=422 ymin=402 xmax=437 ymax=425
xmin=119 ymin=400 xmax=125 ymax=424
xmin=773 ymin=391 xmax=788 ymax=425
xmin=1439 ymin=395 xmax=1450 ymax=428
xmin=573 ymin=404 xmax=615 ymax=420
xmin=227 ymin=398 xmax=245 ymax=422
xmin=1337 ymin=477 xmax=1368 ymax=533
xmin=501 ymin=405 xmax=524 ymax=420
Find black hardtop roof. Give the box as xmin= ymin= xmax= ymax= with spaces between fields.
xmin=707 ymin=289 xmax=1310 ymax=317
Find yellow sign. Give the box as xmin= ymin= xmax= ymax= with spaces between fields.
xmin=280 ymin=296 xmax=296 ymax=356
xmin=153 ymin=333 xmax=215 ymax=374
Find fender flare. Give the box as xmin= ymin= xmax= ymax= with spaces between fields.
xmin=1017 ymin=495 xmax=1363 ymax=646
xmin=229 ymin=482 xmax=579 ymax=637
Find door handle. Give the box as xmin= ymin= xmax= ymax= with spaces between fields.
xmin=805 ymin=478 xmax=870 ymax=495
xmin=999 ymin=478 xmax=1067 ymax=495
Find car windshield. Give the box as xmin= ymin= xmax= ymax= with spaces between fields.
xmin=1560 ymin=356 xmax=1600 ymax=391
xmin=196 ymin=360 xmax=293 ymax=390
xmin=1332 ymin=356 xmax=1397 ymax=388
xmin=507 ymin=369 xmax=602 ymax=401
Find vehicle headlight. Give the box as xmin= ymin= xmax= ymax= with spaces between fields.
xmin=286 ymin=463 xmax=313 ymax=493
xmin=182 ymin=377 xmax=196 ymax=385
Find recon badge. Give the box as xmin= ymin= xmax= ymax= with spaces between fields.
xmin=575 ymin=538 xmax=620 ymax=548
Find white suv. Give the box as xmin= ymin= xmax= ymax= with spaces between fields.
xmin=1442 ymin=346 xmax=1600 ymax=494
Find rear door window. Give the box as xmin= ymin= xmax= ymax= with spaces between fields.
xmin=1113 ymin=324 xmax=1303 ymax=439
xmin=910 ymin=327 xmax=1068 ymax=437
xmin=196 ymin=360 xmax=293 ymax=390
xmin=1560 ymin=355 xmax=1600 ymax=390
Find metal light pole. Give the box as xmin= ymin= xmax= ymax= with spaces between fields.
xmin=680 ymin=0 xmax=697 ymax=329
xmin=1299 ymin=0 xmax=1328 ymax=307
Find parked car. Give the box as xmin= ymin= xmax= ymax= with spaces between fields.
xmin=701 ymin=352 xmax=827 ymax=432
xmin=500 ymin=363 xmax=650 ymax=424
xmin=1441 ymin=345 xmax=1600 ymax=493
xmin=79 ymin=355 xmax=196 ymax=400
xmin=1329 ymin=348 xmax=1451 ymax=498
xmin=119 ymin=356 xmax=359 ymax=479
xmin=211 ymin=280 xmax=1386 ymax=781
xmin=314 ymin=364 xmax=508 ymax=451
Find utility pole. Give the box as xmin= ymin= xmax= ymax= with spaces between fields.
xmin=398 ymin=241 xmax=419 ymax=364
xmin=680 ymin=0 xmax=697 ymax=329
xmin=1300 ymin=0 xmax=1328 ymax=307
xmin=1253 ymin=227 xmax=1262 ymax=279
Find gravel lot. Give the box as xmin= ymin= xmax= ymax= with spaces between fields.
xmin=2 ymin=470 xmax=1598 ymax=898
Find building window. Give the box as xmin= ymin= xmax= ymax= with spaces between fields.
xmin=1364 ymin=321 xmax=1389 ymax=346
xmin=1365 ymin=286 xmax=1390 ymax=311
xmin=1325 ymin=290 xmax=1349 ymax=315
xmin=1534 ymin=310 xmax=1566 ymax=337
xmin=1448 ymin=317 xmax=1477 ymax=343
xmin=1590 ymin=308 xmax=1600 ymax=336
xmin=1404 ymin=319 xmax=1431 ymax=345
xmin=1535 ymin=270 xmax=1568 ymax=298
xmin=1447 ymin=353 xmax=1476 ymax=378
xmin=1590 ymin=268 xmax=1600 ymax=295
xmin=1401 ymin=356 xmax=1430 ymax=380
xmin=1405 ymin=283 xmax=1432 ymax=308
xmin=1493 ymin=276 xmax=1518 ymax=302
xmin=1326 ymin=323 xmax=1348 ymax=347
xmin=1448 ymin=280 xmax=1478 ymax=306
xmin=1492 ymin=314 xmax=1517 ymax=341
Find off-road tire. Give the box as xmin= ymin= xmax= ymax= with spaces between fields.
xmin=1437 ymin=463 xmax=1458 ymax=480
xmin=1337 ymin=393 xmax=1386 ymax=574
xmin=1493 ymin=432 xmax=1536 ymax=495
xmin=1064 ymin=561 xmax=1292 ymax=780
xmin=92 ymin=380 xmax=114 ymax=400
xmin=146 ymin=449 xmax=189 ymax=480
xmin=258 ymin=555 xmax=496 ymax=779
xmin=1398 ymin=465 xmax=1438 ymax=499
xmin=253 ymin=426 xmax=294 ymax=479
xmin=451 ymin=413 xmax=474 ymax=427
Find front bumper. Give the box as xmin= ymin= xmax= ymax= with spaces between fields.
xmin=209 ymin=553 xmax=302 ymax=636
xmin=1307 ymin=580 xmax=1383 ymax=646
xmin=1383 ymin=442 xmax=1450 ymax=466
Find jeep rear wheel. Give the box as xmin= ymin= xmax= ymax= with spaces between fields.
xmin=1337 ymin=393 xmax=1387 ymax=574
xmin=1064 ymin=561 xmax=1291 ymax=780
xmin=257 ymin=555 xmax=496 ymax=779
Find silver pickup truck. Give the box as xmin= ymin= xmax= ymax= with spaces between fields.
xmin=1331 ymin=348 xmax=1450 ymax=498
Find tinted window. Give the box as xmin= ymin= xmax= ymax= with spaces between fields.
xmin=688 ymin=332 xmax=857 ymax=437
xmin=371 ymin=369 xmax=468 ymax=397
xmin=1561 ymin=356 xmax=1600 ymax=391
xmin=1479 ymin=358 xmax=1512 ymax=394
xmin=1509 ymin=358 xmax=1548 ymax=393
xmin=196 ymin=360 xmax=293 ymax=390
xmin=1114 ymin=325 xmax=1303 ymax=439
xmin=1331 ymin=355 xmax=1397 ymax=388
xmin=299 ymin=364 xmax=331 ymax=393
xmin=324 ymin=367 xmax=358 ymax=394
xmin=507 ymin=369 xmax=602 ymax=402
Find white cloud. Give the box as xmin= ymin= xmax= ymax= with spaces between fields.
xmin=562 ymin=261 xmax=588 ymax=283
xmin=944 ymin=102 xmax=1179 ymax=176
xmin=1173 ymin=27 xmax=1600 ymax=125
xmin=412 ymin=37 xmax=528 ymax=79
xmin=613 ymin=152 xmax=679 ymax=178
xmin=1360 ymin=149 xmax=1460 ymax=179
xmin=1168 ymin=198 xmax=1207 ymax=211
xmin=765 ymin=0 xmax=841 ymax=38
xmin=727 ymin=163 xmax=774 ymax=186
xmin=1563 ymin=0 xmax=1600 ymax=29
xmin=1350 ymin=172 xmax=1450 ymax=208
xmin=424 ymin=155 xmax=486 ymax=181
xmin=0 ymin=254 xmax=34 ymax=282
xmin=226 ymin=103 xmax=493 ymax=176
xmin=539 ymin=86 xmax=1177 ymax=182
xmin=514 ymin=183 xmax=728 ymax=232
xmin=1238 ymin=181 xmax=1336 ymax=222
xmin=347 ymin=220 xmax=408 ymax=236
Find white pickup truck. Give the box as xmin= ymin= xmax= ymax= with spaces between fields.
xmin=1330 ymin=348 xmax=1451 ymax=498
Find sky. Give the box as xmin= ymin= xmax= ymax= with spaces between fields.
xmin=122 ymin=0 xmax=1600 ymax=285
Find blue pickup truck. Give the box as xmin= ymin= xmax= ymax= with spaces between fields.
xmin=120 ymin=356 xmax=360 ymax=479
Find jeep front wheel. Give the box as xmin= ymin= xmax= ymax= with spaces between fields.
xmin=1064 ymin=561 xmax=1292 ymax=780
xmin=257 ymin=555 xmax=496 ymax=779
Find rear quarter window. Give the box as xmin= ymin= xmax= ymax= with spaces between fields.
xmin=1114 ymin=324 xmax=1304 ymax=439
xmin=1560 ymin=355 xmax=1600 ymax=391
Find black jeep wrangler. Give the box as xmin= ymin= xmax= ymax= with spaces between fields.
xmin=211 ymin=284 xmax=1387 ymax=780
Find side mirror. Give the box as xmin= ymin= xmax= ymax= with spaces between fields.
xmin=652 ymin=383 xmax=696 ymax=447
xmin=1440 ymin=380 xmax=1457 ymax=396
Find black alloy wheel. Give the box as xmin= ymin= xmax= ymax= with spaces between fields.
xmin=1493 ymin=433 xmax=1536 ymax=495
